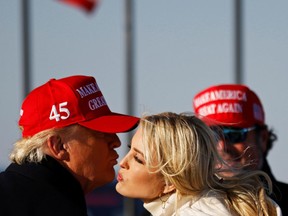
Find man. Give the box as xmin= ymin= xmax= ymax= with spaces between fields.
xmin=0 ymin=75 xmax=139 ymax=216
xmin=193 ymin=84 xmax=288 ymax=215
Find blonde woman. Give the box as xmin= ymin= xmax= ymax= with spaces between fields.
xmin=116 ymin=112 xmax=281 ymax=216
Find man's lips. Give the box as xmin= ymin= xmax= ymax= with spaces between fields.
xmin=110 ymin=152 xmax=119 ymax=164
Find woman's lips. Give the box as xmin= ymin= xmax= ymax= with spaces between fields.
xmin=117 ymin=173 xmax=123 ymax=182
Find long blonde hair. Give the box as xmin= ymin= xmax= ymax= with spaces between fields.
xmin=140 ymin=112 xmax=277 ymax=216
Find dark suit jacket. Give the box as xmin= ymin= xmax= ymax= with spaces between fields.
xmin=262 ymin=159 xmax=288 ymax=216
xmin=0 ymin=156 xmax=87 ymax=216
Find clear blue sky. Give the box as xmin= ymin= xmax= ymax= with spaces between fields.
xmin=1 ymin=0 xmax=288 ymax=183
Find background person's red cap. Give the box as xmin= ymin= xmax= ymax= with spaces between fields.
xmin=193 ymin=84 xmax=265 ymax=128
xmin=19 ymin=75 xmax=139 ymax=137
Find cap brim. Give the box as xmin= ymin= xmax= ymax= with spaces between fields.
xmin=78 ymin=113 xmax=139 ymax=133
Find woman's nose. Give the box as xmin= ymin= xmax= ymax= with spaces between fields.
xmin=119 ymin=154 xmax=129 ymax=169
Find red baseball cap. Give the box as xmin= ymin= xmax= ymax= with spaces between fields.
xmin=193 ymin=84 xmax=265 ymax=128
xmin=19 ymin=75 xmax=139 ymax=137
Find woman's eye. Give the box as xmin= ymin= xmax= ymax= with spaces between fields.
xmin=134 ymin=155 xmax=144 ymax=164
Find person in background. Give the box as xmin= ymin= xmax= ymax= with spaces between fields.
xmin=116 ymin=112 xmax=281 ymax=216
xmin=0 ymin=75 xmax=139 ymax=216
xmin=193 ymin=84 xmax=288 ymax=215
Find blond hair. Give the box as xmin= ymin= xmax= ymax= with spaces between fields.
xmin=140 ymin=112 xmax=277 ymax=216
xmin=10 ymin=125 xmax=77 ymax=164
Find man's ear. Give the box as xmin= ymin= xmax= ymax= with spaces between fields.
xmin=259 ymin=129 xmax=269 ymax=153
xmin=47 ymin=135 xmax=69 ymax=160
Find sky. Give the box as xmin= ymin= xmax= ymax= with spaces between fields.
xmin=1 ymin=0 xmax=288 ymax=184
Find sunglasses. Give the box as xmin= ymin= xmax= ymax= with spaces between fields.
xmin=211 ymin=126 xmax=256 ymax=143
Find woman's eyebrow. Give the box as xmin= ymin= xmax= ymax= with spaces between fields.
xmin=132 ymin=146 xmax=144 ymax=157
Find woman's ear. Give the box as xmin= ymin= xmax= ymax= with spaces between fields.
xmin=47 ymin=135 xmax=69 ymax=160
xmin=163 ymin=183 xmax=176 ymax=194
